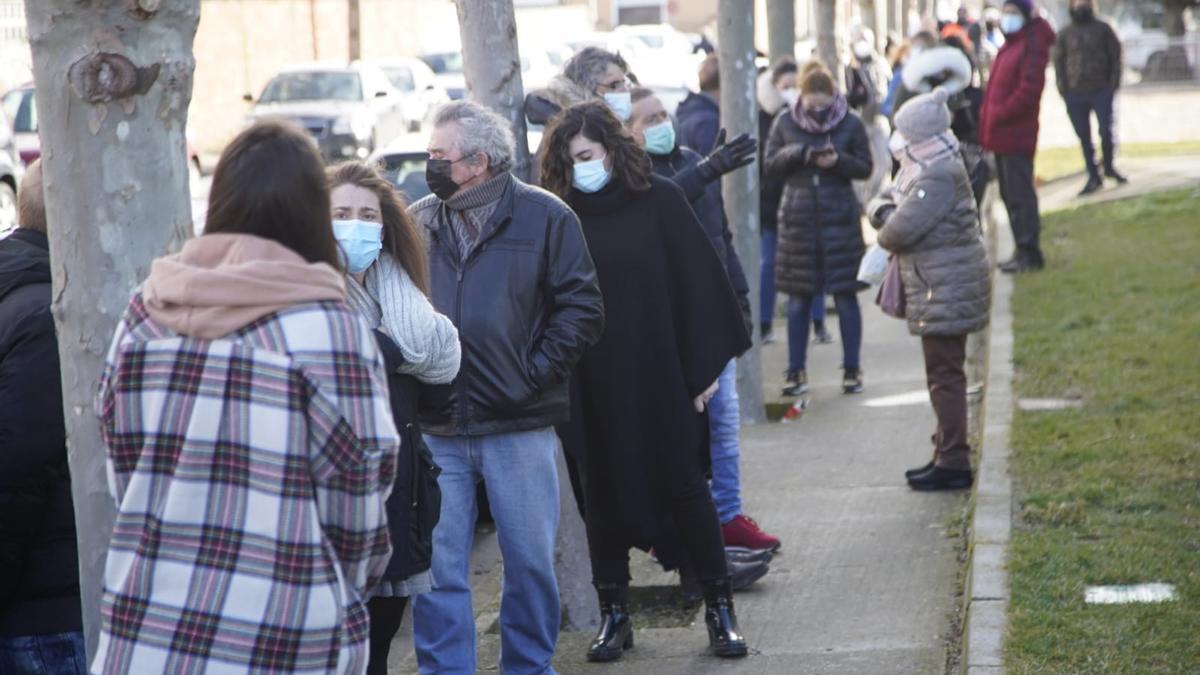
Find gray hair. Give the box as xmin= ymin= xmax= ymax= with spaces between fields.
xmin=432 ymin=100 xmax=516 ymax=174
xmin=563 ymin=46 xmax=629 ymax=95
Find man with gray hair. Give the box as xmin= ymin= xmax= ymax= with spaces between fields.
xmin=410 ymin=99 xmax=604 ymax=674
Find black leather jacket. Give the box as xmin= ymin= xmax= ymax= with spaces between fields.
xmin=412 ymin=175 xmax=604 ymax=436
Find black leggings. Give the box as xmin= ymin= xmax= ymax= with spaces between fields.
xmin=587 ymin=477 xmax=728 ymax=585
xmin=366 ymin=596 xmax=408 ymax=675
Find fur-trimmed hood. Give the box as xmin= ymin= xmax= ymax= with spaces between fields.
xmin=902 ymin=46 xmax=972 ymax=95
xmin=756 ymin=70 xmax=786 ymax=115
xmin=524 ymin=74 xmax=594 ymax=125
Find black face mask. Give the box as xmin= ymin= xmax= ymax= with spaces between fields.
xmin=425 ymin=159 xmax=460 ymax=201
xmin=1070 ymin=6 xmax=1094 ymax=21
xmin=809 ymin=106 xmax=831 ymax=123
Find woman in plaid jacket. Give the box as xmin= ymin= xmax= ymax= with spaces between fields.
xmin=92 ymin=121 xmax=400 ymax=674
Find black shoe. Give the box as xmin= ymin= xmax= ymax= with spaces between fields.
xmin=703 ymin=579 xmax=750 ymax=658
xmin=587 ymin=584 xmax=634 ymax=662
xmin=842 ymin=368 xmax=864 ymax=394
xmin=907 ymin=466 xmax=973 ymax=491
xmin=999 ymin=255 xmax=1044 ymax=274
xmin=1078 ymin=174 xmax=1103 ymax=197
xmin=905 ymin=460 xmax=935 ymax=478
xmin=782 ymin=369 xmax=808 ymax=396
xmin=725 ymin=546 xmax=775 ymax=564
xmin=1104 ymin=166 xmax=1129 ymax=183
xmin=680 ymin=558 xmax=770 ymax=602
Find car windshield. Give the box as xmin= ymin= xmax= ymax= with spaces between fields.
xmin=419 ymin=53 xmax=463 ymax=75
xmin=378 ymin=153 xmax=430 ymax=201
xmin=2 ymin=90 xmax=35 ymax=133
xmin=260 ymin=72 xmax=363 ymax=104
xmin=383 ymin=67 xmax=416 ymax=92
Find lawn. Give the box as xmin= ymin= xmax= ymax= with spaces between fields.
xmin=1006 ymin=188 xmax=1200 ymax=673
xmin=1035 ymin=140 xmax=1200 ymax=184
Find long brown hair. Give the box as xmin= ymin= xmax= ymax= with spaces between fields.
xmin=327 ymin=161 xmax=430 ymax=296
xmin=539 ymin=100 xmax=652 ymax=202
xmin=204 ymin=119 xmax=341 ymax=269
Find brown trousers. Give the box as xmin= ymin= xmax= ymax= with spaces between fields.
xmin=921 ymin=334 xmax=971 ymax=471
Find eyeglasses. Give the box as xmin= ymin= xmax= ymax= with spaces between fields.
xmin=595 ymin=77 xmax=631 ymax=94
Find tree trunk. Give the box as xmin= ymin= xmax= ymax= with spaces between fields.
xmin=859 ymin=0 xmax=882 ymax=52
xmin=349 ymin=0 xmax=362 ymax=61
xmin=718 ymin=0 xmax=766 ymax=424
xmin=454 ymin=0 xmax=532 ymax=182
xmin=767 ymin=0 xmax=797 ymax=64
xmin=22 ymin=0 xmax=200 ymax=658
xmin=816 ymin=0 xmax=840 ymax=74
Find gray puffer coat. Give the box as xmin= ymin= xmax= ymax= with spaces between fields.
xmin=868 ymin=157 xmax=990 ymax=336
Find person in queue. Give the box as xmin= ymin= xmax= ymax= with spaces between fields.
xmin=540 ymin=101 xmax=754 ymax=662
xmin=409 ymin=100 xmax=604 ymax=674
xmin=326 ymin=161 xmax=460 ymax=674
xmin=92 ymin=120 xmax=399 ymax=673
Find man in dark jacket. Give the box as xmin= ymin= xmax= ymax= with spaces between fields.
xmin=0 ymin=161 xmax=86 ymax=673
xmin=409 ymin=101 xmax=604 ymax=674
xmin=1054 ymin=0 xmax=1126 ymax=196
xmin=979 ymin=0 xmax=1055 ymax=273
xmin=628 ymin=88 xmax=782 ymax=557
xmin=676 ymin=54 xmax=723 ymax=155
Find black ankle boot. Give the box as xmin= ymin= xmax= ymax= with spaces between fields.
xmin=703 ymin=579 xmax=749 ymax=658
xmin=587 ymin=583 xmax=634 ymax=662
xmin=1104 ymin=165 xmax=1129 ymax=183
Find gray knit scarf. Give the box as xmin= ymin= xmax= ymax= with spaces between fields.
xmin=444 ymin=172 xmax=511 ymax=259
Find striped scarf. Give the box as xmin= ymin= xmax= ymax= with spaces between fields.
xmin=894 ymin=131 xmax=960 ymax=193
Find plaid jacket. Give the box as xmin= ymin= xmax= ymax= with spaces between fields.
xmin=92 ymin=293 xmax=398 ymax=674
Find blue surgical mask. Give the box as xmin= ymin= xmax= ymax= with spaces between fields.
xmin=643 ymin=121 xmax=676 ymax=156
xmin=572 ymin=155 xmax=611 ymax=193
xmin=332 ymin=219 xmax=383 ymax=274
xmin=1000 ymin=14 xmax=1025 ymax=34
xmin=603 ymin=91 xmax=632 ymax=121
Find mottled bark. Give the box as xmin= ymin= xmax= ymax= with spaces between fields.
xmin=718 ymin=0 xmax=766 ymax=424
xmin=817 ymin=0 xmax=840 ymax=75
xmin=22 ymin=0 xmax=200 ymax=658
xmin=454 ymin=0 xmax=532 ymax=182
xmin=767 ymin=0 xmax=797 ymax=64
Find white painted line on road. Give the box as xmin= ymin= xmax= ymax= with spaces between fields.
xmin=862 ymin=389 xmax=929 ymax=407
xmin=1084 ymin=583 xmax=1178 ymax=605
xmin=1017 ymin=398 xmax=1083 ymax=411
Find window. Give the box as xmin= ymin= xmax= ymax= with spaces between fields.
xmin=259 ymin=72 xmax=363 ymax=104
xmin=2 ymin=89 xmax=35 ymax=133
xmin=418 ymin=52 xmax=464 ymax=75
xmin=384 ymin=67 xmax=416 ymax=92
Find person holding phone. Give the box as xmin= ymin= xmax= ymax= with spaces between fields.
xmin=765 ymin=61 xmax=874 ymax=398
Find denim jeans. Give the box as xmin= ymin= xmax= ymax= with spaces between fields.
xmin=1064 ymin=88 xmax=1116 ymax=177
xmin=761 ymin=230 xmax=825 ymax=329
xmin=0 ymin=632 xmax=86 ymax=675
xmin=707 ymin=359 xmax=742 ymax=523
xmin=787 ymin=292 xmax=862 ymax=372
xmin=412 ymin=427 xmax=561 ymax=675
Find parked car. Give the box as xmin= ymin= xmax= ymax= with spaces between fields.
xmin=364 ymin=58 xmax=449 ymax=132
xmin=418 ymin=52 xmax=467 ymax=101
xmin=0 ymin=106 xmax=23 ymax=236
xmin=245 ymin=62 xmax=409 ymax=163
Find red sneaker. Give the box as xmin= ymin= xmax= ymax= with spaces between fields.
xmin=722 ymin=514 xmax=781 ymax=553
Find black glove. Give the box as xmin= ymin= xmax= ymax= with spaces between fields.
xmin=696 ymin=129 xmax=758 ymax=182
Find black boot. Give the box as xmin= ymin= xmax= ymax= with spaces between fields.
xmin=1078 ymin=173 xmax=1103 ymax=197
xmin=703 ymin=579 xmax=749 ymax=658
xmin=907 ymin=465 xmax=973 ymax=491
xmin=905 ymin=460 xmax=934 ymax=478
xmin=1104 ymin=164 xmax=1129 ymax=183
xmin=680 ymin=557 xmax=770 ymax=602
xmin=587 ymin=583 xmax=634 ymax=662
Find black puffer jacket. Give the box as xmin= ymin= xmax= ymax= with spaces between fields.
xmin=0 ymin=230 xmax=82 ymax=637
xmin=764 ymin=108 xmax=874 ymax=296
xmin=1053 ymin=16 xmax=1122 ymax=95
xmin=412 ymin=174 xmax=605 ymax=436
xmin=649 ymin=145 xmax=752 ymax=335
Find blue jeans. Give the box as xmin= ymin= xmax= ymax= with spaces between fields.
xmin=0 ymin=632 xmax=86 ymax=675
xmin=761 ymin=230 xmax=825 ymax=329
xmin=707 ymin=359 xmax=741 ymax=523
xmin=1064 ymin=88 xmax=1116 ymax=177
xmin=412 ymin=428 xmax=561 ymax=675
xmin=788 ymin=292 xmax=862 ymax=372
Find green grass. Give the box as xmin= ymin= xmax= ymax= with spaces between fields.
xmin=1036 ymin=141 xmax=1200 ymax=184
xmin=1006 ymin=188 xmax=1200 ymax=674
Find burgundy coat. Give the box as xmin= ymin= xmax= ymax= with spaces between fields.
xmin=979 ymin=17 xmax=1056 ymax=156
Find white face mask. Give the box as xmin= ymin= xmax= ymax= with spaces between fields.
xmin=572 ymin=154 xmax=611 ymax=193
xmin=603 ymin=91 xmax=632 ymax=121
xmin=780 ymin=88 xmax=800 ymax=107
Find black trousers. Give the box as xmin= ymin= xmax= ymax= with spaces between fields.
xmin=921 ymin=334 xmax=971 ymax=471
xmin=366 ymin=596 xmax=408 ymax=675
xmin=994 ymin=153 xmax=1043 ymax=263
xmin=587 ymin=475 xmax=728 ymax=586
xmin=1064 ymin=88 xmax=1117 ymax=177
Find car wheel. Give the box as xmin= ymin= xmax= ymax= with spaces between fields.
xmin=0 ymin=181 xmax=17 ymax=235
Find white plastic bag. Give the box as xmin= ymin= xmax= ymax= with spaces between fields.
xmin=857 ymin=243 xmax=889 ymax=286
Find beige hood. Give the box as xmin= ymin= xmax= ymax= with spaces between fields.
xmin=756 ymin=70 xmax=786 ymax=116
xmin=142 ymin=233 xmax=345 ymax=339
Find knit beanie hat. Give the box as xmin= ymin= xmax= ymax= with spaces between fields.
xmin=1005 ymin=0 xmax=1033 ymax=18
xmin=894 ymin=88 xmax=952 ymax=142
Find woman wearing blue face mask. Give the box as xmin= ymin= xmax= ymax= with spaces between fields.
xmin=540 ymin=100 xmax=756 ymax=663
xmin=327 ymin=162 xmax=461 ymax=675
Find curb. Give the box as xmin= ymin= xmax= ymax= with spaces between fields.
xmin=960 ymin=202 xmax=1016 ymax=674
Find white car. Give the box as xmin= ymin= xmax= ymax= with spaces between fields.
xmin=364 ymin=58 xmax=449 ymax=132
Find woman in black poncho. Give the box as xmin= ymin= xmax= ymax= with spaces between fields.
xmin=540 ymin=101 xmax=753 ymax=662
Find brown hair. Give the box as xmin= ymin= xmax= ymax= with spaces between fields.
xmin=204 ymin=120 xmax=341 ymax=269
xmin=771 ymin=56 xmax=799 ymax=85
xmin=698 ymin=54 xmax=720 ymax=92
xmin=538 ymin=100 xmax=652 ymax=202
xmin=16 ymin=159 xmax=45 ymax=233
xmin=800 ymin=63 xmax=836 ymax=96
xmin=327 ymin=161 xmax=431 ymax=296
xmin=630 ymin=86 xmax=656 ymax=105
